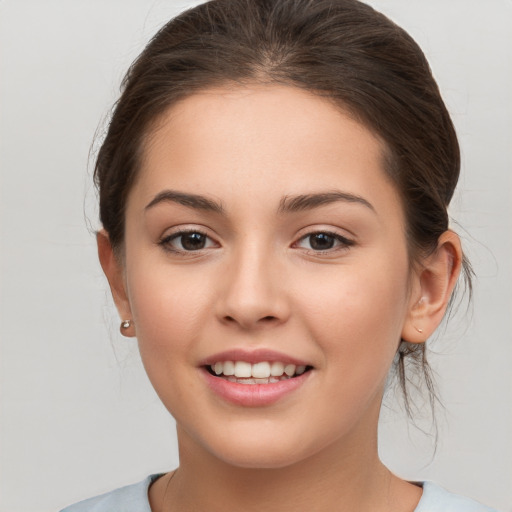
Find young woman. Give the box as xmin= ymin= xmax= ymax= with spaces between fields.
xmin=61 ymin=0 xmax=498 ymax=510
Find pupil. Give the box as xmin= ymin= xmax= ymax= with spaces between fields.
xmin=182 ymin=233 xmax=205 ymax=250
xmin=310 ymin=233 xmax=334 ymax=250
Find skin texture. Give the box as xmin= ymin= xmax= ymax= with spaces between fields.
xmin=98 ymin=84 xmax=462 ymax=511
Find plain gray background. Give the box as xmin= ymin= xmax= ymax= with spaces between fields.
xmin=0 ymin=1 xmax=511 ymax=511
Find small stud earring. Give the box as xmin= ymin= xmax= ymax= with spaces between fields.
xmin=120 ymin=320 xmax=134 ymax=336
xmin=414 ymin=326 xmax=424 ymax=334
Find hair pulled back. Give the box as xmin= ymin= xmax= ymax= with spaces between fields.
xmin=95 ymin=0 xmax=470 ymax=413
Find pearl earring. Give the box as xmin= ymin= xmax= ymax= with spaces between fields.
xmin=120 ymin=320 xmax=133 ymax=335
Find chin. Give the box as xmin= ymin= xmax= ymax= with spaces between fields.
xmin=197 ymin=426 xmax=327 ymax=470
xmin=215 ymin=446 xmax=308 ymax=470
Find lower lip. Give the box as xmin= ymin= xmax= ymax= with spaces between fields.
xmin=202 ymin=368 xmax=311 ymax=407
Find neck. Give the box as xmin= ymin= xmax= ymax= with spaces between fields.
xmin=150 ymin=409 xmax=421 ymax=512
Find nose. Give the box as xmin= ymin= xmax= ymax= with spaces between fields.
xmin=215 ymin=243 xmax=291 ymax=330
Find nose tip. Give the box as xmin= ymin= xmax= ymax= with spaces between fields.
xmin=220 ymin=293 xmax=289 ymax=330
xmin=216 ymin=255 xmax=290 ymax=330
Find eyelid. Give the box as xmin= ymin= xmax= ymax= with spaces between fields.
xmin=158 ymin=226 xmax=219 ymax=254
xmin=293 ymin=229 xmax=355 ymax=253
xmin=156 ymin=224 xmax=355 ymax=256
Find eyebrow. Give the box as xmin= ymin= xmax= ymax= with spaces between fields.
xmin=144 ymin=189 xmax=375 ymax=216
xmin=145 ymin=190 xmax=225 ymax=214
xmin=278 ymin=191 xmax=375 ymax=214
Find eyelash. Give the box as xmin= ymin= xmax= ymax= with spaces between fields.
xmin=294 ymin=231 xmax=355 ymax=254
xmin=158 ymin=229 xmax=355 ymax=255
xmin=158 ymin=229 xmax=215 ymax=254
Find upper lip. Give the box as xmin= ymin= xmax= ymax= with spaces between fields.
xmin=200 ymin=348 xmax=311 ymax=367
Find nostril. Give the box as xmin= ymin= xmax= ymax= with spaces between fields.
xmin=221 ymin=314 xmax=280 ymax=327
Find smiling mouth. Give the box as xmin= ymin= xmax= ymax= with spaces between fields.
xmin=206 ymin=361 xmax=313 ymax=384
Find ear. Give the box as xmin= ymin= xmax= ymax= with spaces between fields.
xmin=97 ymin=230 xmax=136 ymax=337
xmin=401 ymin=230 xmax=462 ymax=343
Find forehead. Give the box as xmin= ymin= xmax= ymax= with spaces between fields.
xmin=134 ymin=84 xmax=399 ymax=216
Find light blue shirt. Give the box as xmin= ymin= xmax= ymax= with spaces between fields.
xmin=60 ymin=475 xmax=499 ymax=512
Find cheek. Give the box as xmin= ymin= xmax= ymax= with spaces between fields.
xmin=125 ymin=258 xmax=211 ymax=360
xmin=124 ymin=260 xmax=216 ymax=413
xmin=292 ymin=262 xmax=410 ymax=439
xmin=300 ymin=253 xmax=410 ymax=376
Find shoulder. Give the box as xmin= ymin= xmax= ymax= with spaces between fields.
xmin=415 ymin=482 xmax=499 ymax=512
xmin=59 ymin=477 xmax=500 ymax=512
xmin=59 ymin=474 xmax=163 ymax=512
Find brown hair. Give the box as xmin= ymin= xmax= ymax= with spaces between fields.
xmin=94 ymin=0 xmax=471 ymax=414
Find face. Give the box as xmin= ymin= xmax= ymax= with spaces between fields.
xmin=116 ymin=84 xmax=419 ymax=468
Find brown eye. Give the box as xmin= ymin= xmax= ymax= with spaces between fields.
xmin=296 ymin=231 xmax=354 ymax=252
xmin=179 ymin=232 xmax=207 ymax=250
xmin=160 ymin=230 xmax=216 ymax=252
xmin=308 ymin=233 xmax=335 ymax=250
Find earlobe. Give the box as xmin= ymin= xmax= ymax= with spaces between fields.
xmin=97 ymin=230 xmax=135 ymax=337
xmin=401 ymin=231 xmax=462 ymax=343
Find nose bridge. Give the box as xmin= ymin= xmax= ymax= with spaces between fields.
xmin=218 ymin=235 xmax=289 ymax=328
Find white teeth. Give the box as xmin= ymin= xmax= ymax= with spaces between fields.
xmin=234 ymin=361 xmax=252 ymax=378
xmin=214 ymin=362 xmax=223 ymax=375
xmin=252 ymin=361 xmax=271 ymax=378
xmin=284 ymin=364 xmax=296 ymax=376
xmin=210 ymin=360 xmax=309 ymax=381
xmin=236 ymin=376 xmax=290 ymax=385
xmin=270 ymin=361 xmax=284 ymax=376
xmin=223 ymin=360 xmax=235 ymax=376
